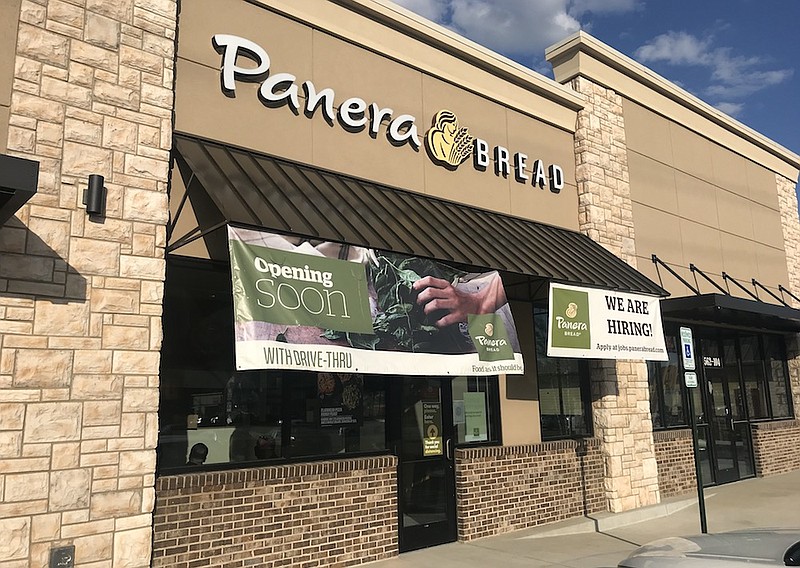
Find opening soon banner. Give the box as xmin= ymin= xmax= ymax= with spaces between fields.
xmin=547 ymin=282 xmax=668 ymax=361
xmin=228 ymin=226 xmax=524 ymax=375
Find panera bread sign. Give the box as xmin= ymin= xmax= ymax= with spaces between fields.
xmin=213 ymin=34 xmax=564 ymax=193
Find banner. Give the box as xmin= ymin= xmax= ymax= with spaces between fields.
xmin=547 ymin=282 xmax=668 ymax=360
xmin=228 ymin=226 xmax=524 ymax=375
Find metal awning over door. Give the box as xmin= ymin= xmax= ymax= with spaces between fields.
xmin=172 ymin=133 xmax=666 ymax=296
xmin=662 ymin=294 xmax=800 ymax=333
xmin=0 ymin=154 xmax=39 ymax=226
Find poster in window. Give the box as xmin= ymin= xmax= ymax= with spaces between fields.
xmin=318 ymin=373 xmax=364 ymax=427
xmin=452 ymin=400 xmax=465 ymax=425
xmin=422 ymin=401 xmax=443 ymax=456
xmin=464 ymin=391 xmax=488 ymax=442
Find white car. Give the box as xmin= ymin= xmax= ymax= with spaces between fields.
xmin=618 ymin=529 xmax=800 ymax=567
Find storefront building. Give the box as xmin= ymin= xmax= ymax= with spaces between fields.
xmin=0 ymin=1 xmax=798 ymax=567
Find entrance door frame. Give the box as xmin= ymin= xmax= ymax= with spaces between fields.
xmin=387 ymin=376 xmax=458 ymax=552
xmin=694 ymin=331 xmax=756 ymax=485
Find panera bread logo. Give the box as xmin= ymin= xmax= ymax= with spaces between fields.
xmin=425 ymin=108 xmax=564 ymax=192
xmin=565 ymin=302 xmax=578 ymax=319
xmin=551 ymin=288 xmax=590 ymax=349
xmin=425 ymin=110 xmax=473 ymax=169
xmin=212 ymin=34 xmax=564 ymax=192
xmin=468 ymin=314 xmax=514 ymax=362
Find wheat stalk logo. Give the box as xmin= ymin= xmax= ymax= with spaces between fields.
xmin=565 ymin=302 xmax=578 ymax=319
xmin=425 ymin=110 xmax=473 ymax=168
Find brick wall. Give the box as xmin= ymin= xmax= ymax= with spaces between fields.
xmin=752 ymin=420 xmax=800 ymax=477
xmin=653 ymin=429 xmax=695 ymax=497
xmin=787 ymin=335 xmax=800 ymax=423
xmin=455 ymin=439 xmax=604 ymax=541
xmin=152 ymin=456 xmax=398 ymax=568
xmin=0 ymin=1 xmax=175 ymax=566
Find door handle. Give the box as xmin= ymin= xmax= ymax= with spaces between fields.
xmin=446 ymin=438 xmax=452 ymax=461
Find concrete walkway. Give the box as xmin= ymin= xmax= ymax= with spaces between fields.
xmin=367 ymin=469 xmax=800 ymax=568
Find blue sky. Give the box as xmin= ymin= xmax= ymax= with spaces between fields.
xmin=391 ymin=0 xmax=799 ymax=159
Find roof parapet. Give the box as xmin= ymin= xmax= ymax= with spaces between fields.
xmin=546 ymin=30 xmax=800 ymax=176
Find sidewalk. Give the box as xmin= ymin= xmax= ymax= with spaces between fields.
xmin=367 ymin=469 xmax=800 ymax=568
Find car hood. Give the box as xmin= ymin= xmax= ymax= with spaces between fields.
xmin=619 ymin=529 xmax=800 ymax=567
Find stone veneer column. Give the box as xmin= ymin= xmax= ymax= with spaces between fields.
xmin=570 ymin=75 xmax=660 ymax=512
xmin=0 ymin=1 xmax=175 ymax=566
xmin=776 ymin=174 xmax=800 ymax=418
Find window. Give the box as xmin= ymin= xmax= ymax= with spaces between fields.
xmin=647 ymin=327 xmax=793 ymax=431
xmin=159 ymin=368 xmax=388 ymax=469
xmin=158 ymin=258 xmax=387 ymax=472
xmin=533 ymin=305 xmax=592 ymax=439
xmin=740 ymin=336 xmax=769 ymax=419
xmin=763 ymin=335 xmax=792 ymax=418
xmin=451 ymin=376 xmax=501 ymax=445
xmin=285 ymin=372 xmax=386 ymax=457
xmin=158 ymin=256 xmax=503 ymax=473
xmin=647 ymin=335 xmax=687 ymax=429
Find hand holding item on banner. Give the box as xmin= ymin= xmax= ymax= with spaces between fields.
xmin=230 ymin=226 xmax=525 ymax=369
xmin=412 ymin=273 xmax=507 ymax=327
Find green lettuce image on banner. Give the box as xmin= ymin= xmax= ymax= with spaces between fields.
xmin=551 ymin=287 xmax=591 ymax=349
xmin=467 ymin=314 xmax=514 ymax=361
xmin=229 ymin=238 xmax=373 ymax=334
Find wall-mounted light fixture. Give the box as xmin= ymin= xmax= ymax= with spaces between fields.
xmin=83 ymin=174 xmax=105 ymax=217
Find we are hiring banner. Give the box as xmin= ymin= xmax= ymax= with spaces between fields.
xmin=547 ymin=282 xmax=668 ymax=361
xmin=228 ymin=226 xmax=524 ymax=376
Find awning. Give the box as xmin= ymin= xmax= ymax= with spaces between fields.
xmin=661 ymin=293 xmax=800 ymax=333
xmin=172 ymin=133 xmax=666 ymax=296
xmin=0 ymin=154 xmax=39 ymax=226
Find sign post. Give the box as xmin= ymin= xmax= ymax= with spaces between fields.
xmin=681 ymin=326 xmax=707 ymax=534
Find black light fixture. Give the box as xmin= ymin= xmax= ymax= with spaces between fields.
xmin=83 ymin=174 xmax=105 ymax=217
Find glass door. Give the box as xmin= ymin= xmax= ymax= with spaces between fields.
xmin=700 ymin=337 xmax=745 ymax=485
xmin=689 ymin=385 xmax=714 ymax=487
xmin=390 ymin=376 xmax=457 ymax=552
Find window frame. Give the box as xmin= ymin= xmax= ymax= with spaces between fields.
xmin=649 ymin=325 xmax=795 ymax=432
xmin=532 ymin=302 xmax=593 ymax=441
xmin=158 ymin=255 xmax=504 ymax=476
xmin=762 ymin=334 xmax=794 ymax=419
xmin=648 ymin=333 xmax=689 ymax=430
xmin=451 ymin=375 xmax=503 ymax=448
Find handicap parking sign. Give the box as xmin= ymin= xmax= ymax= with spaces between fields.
xmin=680 ymin=327 xmax=695 ymax=371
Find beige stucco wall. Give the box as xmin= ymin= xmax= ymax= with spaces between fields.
xmin=0 ymin=0 xmax=22 ymax=154
xmin=174 ymin=0 xmax=581 ymax=232
xmin=548 ymin=32 xmax=800 ymax=183
xmin=548 ymin=32 xmax=800 ymax=304
xmin=502 ymin=300 xmax=541 ymax=445
xmin=172 ymin=0 xmax=575 ymax=448
xmin=624 ymin=99 xmax=791 ymax=299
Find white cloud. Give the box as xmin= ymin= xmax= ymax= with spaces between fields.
xmin=568 ymin=0 xmax=639 ymax=17
xmin=391 ymin=0 xmax=449 ymax=22
xmin=393 ymin=0 xmax=584 ymax=58
xmin=448 ymin=0 xmax=581 ymax=57
xmin=635 ymin=31 xmax=793 ymax=103
xmin=391 ymin=0 xmax=643 ymax=65
xmin=714 ymin=102 xmax=744 ymax=117
xmin=707 ymin=50 xmax=793 ymax=98
xmin=634 ymin=31 xmax=712 ymax=66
